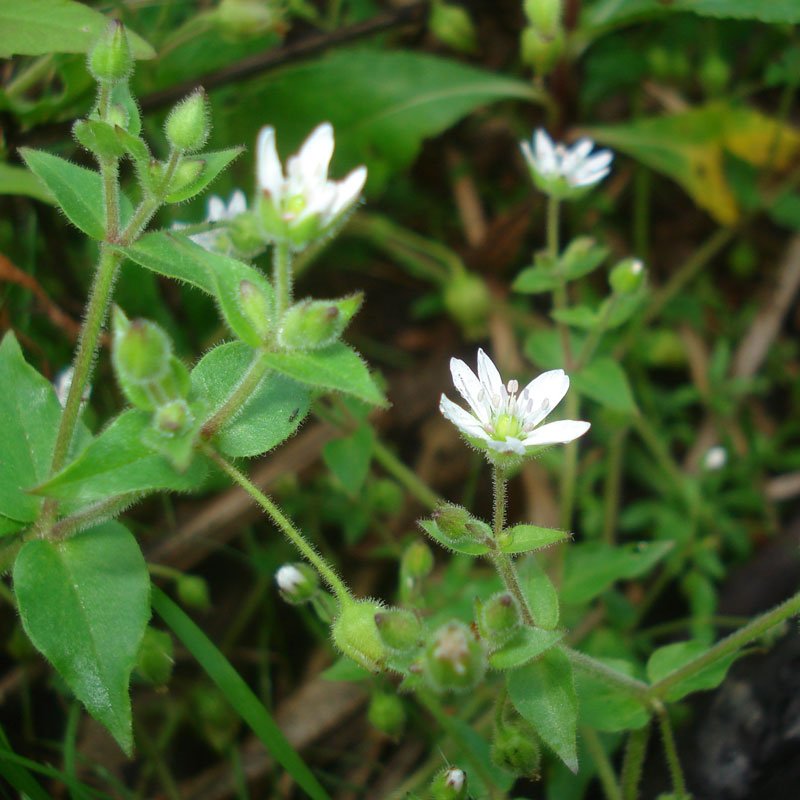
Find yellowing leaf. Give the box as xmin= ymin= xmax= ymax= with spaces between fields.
xmin=589 ymin=104 xmax=800 ymax=224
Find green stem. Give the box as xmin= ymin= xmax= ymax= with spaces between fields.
xmin=490 ymin=466 xmax=535 ymax=626
xmin=201 ymin=350 xmax=271 ymax=439
xmin=371 ymin=437 xmax=442 ymax=510
xmin=202 ymin=443 xmax=351 ymax=604
xmin=648 ymin=590 xmax=800 ymax=700
xmin=563 ymin=646 xmax=650 ymax=700
xmin=656 ymin=707 xmax=688 ymax=799
xmin=621 ymin=723 xmax=651 ymax=800
xmin=272 ymin=241 xmax=292 ymax=318
xmin=558 ymin=390 xmax=580 ymax=532
xmin=583 ymin=727 xmax=623 ymax=800
xmin=602 ymin=426 xmax=628 ymax=544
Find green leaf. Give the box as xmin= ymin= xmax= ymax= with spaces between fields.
xmin=0 ymin=0 xmax=154 ymax=59
xmin=246 ymin=48 xmax=543 ymax=188
xmin=0 ymin=333 xmax=88 ymax=525
xmin=262 ymin=344 xmax=386 ymax=407
xmin=35 ymin=409 xmax=207 ymax=506
xmin=489 ymin=627 xmax=564 ymax=670
xmin=512 ymin=265 xmax=561 ymax=294
xmin=152 ymin=587 xmax=331 ymax=800
xmin=418 ymin=518 xmax=490 ymax=556
xmin=584 ymin=0 xmax=800 ymax=27
xmin=647 ymin=640 xmax=737 ymax=702
xmin=559 ymin=238 xmax=610 ymax=280
xmin=521 ymin=558 xmax=560 ymax=630
xmin=0 ymin=162 xmax=55 ymax=204
xmin=525 ymin=328 xmax=585 ymax=371
xmin=561 ymin=541 xmax=673 ymax=606
xmin=323 ymin=425 xmax=375 ymax=496
xmin=507 ymin=648 xmax=579 ymax=773
xmin=575 ymin=658 xmax=649 ymax=732
xmin=191 ymin=342 xmax=310 ymax=458
xmin=13 ymin=521 xmax=149 ymax=754
xmin=20 ymin=149 xmax=133 ymax=239
xmin=551 ymin=306 xmax=600 ymax=330
xmin=498 ymin=524 xmax=570 ymax=554
xmin=165 ymin=147 xmax=244 ymax=203
xmin=573 ymin=357 xmax=637 ymax=413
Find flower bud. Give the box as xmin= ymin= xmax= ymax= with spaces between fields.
xmin=165 ymin=89 xmax=210 ymax=153
xmin=699 ymin=53 xmax=730 ymax=96
xmin=400 ymin=541 xmax=434 ymax=580
xmin=430 ymin=503 xmax=485 ymax=546
xmin=275 ymin=563 xmax=319 ymax=605
xmin=609 ymin=258 xmax=645 ymax=295
xmin=154 ymin=398 xmax=193 ymax=435
xmin=367 ymin=691 xmax=406 ymax=737
xmin=430 ymin=766 xmax=467 ymax=800
xmin=238 ymin=280 xmax=273 ymax=343
xmin=278 ymin=293 xmax=363 ymax=351
xmin=524 ymin=0 xmax=562 ymax=38
xmin=112 ymin=307 xmax=172 ymax=385
xmin=491 ymin=724 xmax=541 ymax=777
xmin=135 ymin=628 xmax=175 ymax=686
xmin=177 ymin=574 xmax=211 ymax=610
xmin=429 ymin=2 xmax=478 ymax=54
xmin=88 ymin=21 xmax=133 ymax=84
xmin=521 ymin=26 xmax=564 ymax=76
xmin=443 ymin=272 xmax=491 ymax=339
xmin=374 ymin=608 xmax=422 ymax=654
xmin=332 ymin=599 xmax=388 ymax=671
xmin=423 ymin=621 xmax=486 ymax=693
xmin=217 ymin=0 xmax=285 ymax=38
xmin=478 ymin=592 xmax=522 ymax=647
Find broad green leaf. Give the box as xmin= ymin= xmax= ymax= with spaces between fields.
xmin=20 ymin=149 xmax=133 ymax=239
xmin=589 ymin=105 xmax=800 ymax=225
xmin=508 ymin=649 xmax=579 ymax=773
xmin=498 ymin=524 xmax=570 ymax=554
xmin=191 ymin=342 xmax=310 ymax=458
xmin=0 ymin=162 xmax=55 ymax=204
xmin=525 ymin=328 xmax=585 ymax=371
xmin=13 ymin=521 xmax=149 ymax=754
xmin=0 ymin=0 xmax=155 ymax=59
xmin=243 ymin=48 xmax=543 ymax=188
xmin=418 ymin=518 xmax=490 ymax=556
xmin=573 ymin=357 xmax=637 ymax=413
xmin=551 ymin=306 xmax=600 ymax=330
xmin=521 ymin=558 xmax=560 ymax=630
xmin=152 ymin=587 xmax=331 ymax=800
xmin=513 ymin=265 xmax=561 ymax=294
xmin=584 ymin=0 xmax=800 ymax=27
xmin=575 ymin=658 xmax=649 ymax=732
xmin=323 ymin=425 xmax=375 ymax=496
xmin=489 ymin=627 xmax=564 ymax=670
xmin=0 ymin=515 xmax=24 ymax=536
xmin=262 ymin=344 xmax=386 ymax=407
xmin=561 ymin=541 xmax=673 ymax=606
xmin=165 ymin=148 xmax=244 ymax=203
xmin=560 ymin=238 xmax=610 ymax=280
xmin=647 ymin=640 xmax=737 ymax=702
xmin=35 ymin=409 xmax=207 ymax=505
xmin=0 ymin=333 xmax=88 ymax=524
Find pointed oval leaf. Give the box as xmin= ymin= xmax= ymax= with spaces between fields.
xmin=499 ymin=524 xmax=571 ymax=554
xmin=647 ymin=640 xmax=738 ymax=702
xmin=164 ymin=147 xmax=244 ymax=203
xmin=489 ymin=626 xmax=564 ymax=670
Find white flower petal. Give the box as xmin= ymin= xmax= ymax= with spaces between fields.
xmin=519 ymin=369 xmax=569 ymax=427
xmin=450 ymin=357 xmax=491 ymax=424
xmin=476 ymin=348 xmax=504 ymax=404
xmin=206 ymin=195 xmax=225 ymax=222
xmin=228 ymin=189 xmax=248 ymax=216
xmin=439 ymin=394 xmax=485 ymax=438
xmin=256 ymin=127 xmax=284 ymax=198
xmin=522 ymin=419 xmax=590 ymax=447
xmin=534 ymin=129 xmax=557 ymax=174
xmin=486 ymin=436 xmax=526 ymax=455
xmin=296 ymin=122 xmax=334 ymax=183
xmin=329 ymin=165 xmax=367 ymax=219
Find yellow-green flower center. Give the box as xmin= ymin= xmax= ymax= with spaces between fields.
xmin=283 ymin=193 xmax=307 ymax=220
xmin=493 ymin=413 xmax=523 ymax=441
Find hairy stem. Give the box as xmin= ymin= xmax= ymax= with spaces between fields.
xmin=583 ymin=727 xmax=623 ymax=800
xmin=621 ymin=723 xmax=651 ymax=800
xmin=272 ymin=241 xmax=292 ymax=318
xmin=656 ymin=707 xmax=688 ymax=799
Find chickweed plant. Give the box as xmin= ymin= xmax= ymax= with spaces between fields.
xmin=2 ymin=10 xmax=799 ymax=800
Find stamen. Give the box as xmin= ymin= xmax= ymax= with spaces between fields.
xmin=507 ymin=379 xmax=519 ymax=395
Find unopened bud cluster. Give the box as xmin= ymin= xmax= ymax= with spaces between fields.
xmin=521 ymin=0 xmax=564 ymax=75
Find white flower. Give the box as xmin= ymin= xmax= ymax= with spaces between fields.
xmin=439 ymin=349 xmax=590 ymax=457
xmin=521 ymin=129 xmax=612 ymax=197
xmin=444 ymin=768 xmax=466 ymax=791
xmin=173 ymin=190 xmax=247 ymax=253
xmin=275 ymin=564 xmax=304 ymax=594
xmin=703 ymin=446 xmax=727 ymax=471
xmin=256 ymin=122 xmax=367 ymax=249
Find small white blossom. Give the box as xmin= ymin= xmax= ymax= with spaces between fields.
xmin=703 ymin=446 xmax=727 ymax=471
xmin=256 ymin=122 xmax=366 ymax=248
xmin=173 ymin=190 xmax=247 ymax=253
xmin=444 ymin=767 xmax=465 ymax=791
xmin=440 ymin=349 xmax=590 ymax=458
xmin=275 ymin=564 xmax=304 ymax=594
xmin=521 ymin=129 xmax=612 ymax=197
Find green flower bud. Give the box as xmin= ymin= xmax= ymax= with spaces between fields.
xmin=423 ymin=621 xmax=486 ymax=693
xmin=699 ymin=53 xmax=730 ymax=96
xmin=332 ymin=599 xmax=388 ymax=672
xmin=217 ymin=0 xmax=285 ymax=39
xmin=609 ymin=258 xmax=645 ymax=295
xmin=429 ymin=503 xmax=487 ymax=546
xmin=177 ymin=574 xmax=211 ymax=611
xmin=491 ymin=724 xmax=541 ymax=777
xmin=429 ymin=2 xmax=478 ymax=54
xmin=88 ymin=21 xmax=133 ymax=84
xmin=367 ymin=691 xmax=406 ymax=737
xmin=524 ymin=0 xmax=562 ymax=38
xmin=165 ymin=89 xmax=210 ymax=153
xmin=400 ymin=541 xmax=434 ymax=581
xmin=429 ymin=766 xmax=467 ymax=800
xmin=112 ymin=307 xmax=172 ymax=385
xmin=238 ymin=280 xmax=273 ymax=343
xmin=135 ymin=628 xmax=175 ymax=686
xmin=478 ymin=592 xmax=522 ymax=646
xmin=374 ymin=608 xmax=422 ymax=654
xmin=278 ymin=293 xmax=363 ymax=351
xmin=521 ymin=26 xmax=564 ymax=76
xmin=154 ymin=398 xmax=193 ymax=435
xmin=192 ymin=688 xmax=240 ymax=753
xmin=443 ymin=272 xmax=491 ymax=339
xmin=275 ymin=563 xmax=319 ymax=605
xmin=165 ymin=158 xmax=205 ymax=196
